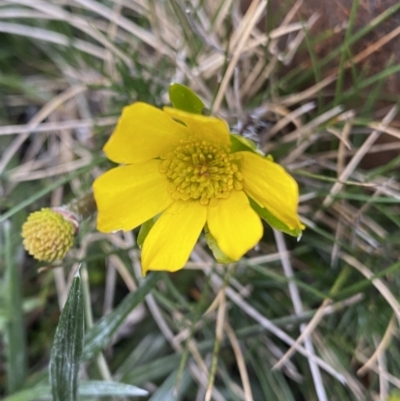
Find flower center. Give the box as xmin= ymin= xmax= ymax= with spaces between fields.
xmin=159 ymin=139 xmax=243 ymax=205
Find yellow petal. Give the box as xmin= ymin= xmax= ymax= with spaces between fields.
xmin=163 ymin=107 xmax=230 ymax=146
xmin=104 ymin=102 xmax=189 ymax=164
xmin=141 ymin=201 xmax=207 ymax=274
xmin=93 ymin=160 xmax=173 ymax=232
xmin=238 ymin=151 xmax=304 ymax=231
xmin=207 ymin=190 xmax=263 ymax=260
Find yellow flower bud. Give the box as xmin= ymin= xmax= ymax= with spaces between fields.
xmin=21 ymin=208 xmax=76 ymax=262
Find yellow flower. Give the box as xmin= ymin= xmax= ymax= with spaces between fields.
xmin=93 ymin=103 xmax=304 ymax=274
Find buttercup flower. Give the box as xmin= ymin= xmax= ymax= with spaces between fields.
xmin=93 ymin=102 xmax=304 ymax=274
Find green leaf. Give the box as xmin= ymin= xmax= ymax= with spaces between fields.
xmin=3 ymin=220 xmax=27 ymax=393
xmin=49 ymin=272 xmax=84 ymax=401
xmin=1 ymin=385 xmax=50 ymax=401
xmin=79 ymin=381 xmax=148 ymax=397
xmin=169 ymin=83 xmax=205 ymax=114
xmin=249 ymin=198 xmax=303 ymax=237
xmin=229 ymin=134 xmax=260 ymax=154
xmin=137 ymin=216 xmax=158 ymax=248
xmin=82 ymin=272 xmax=160 ymax=361
xmin=148 ymin=370 xmax=191 ymax=401
xmin=204 ymin=225 xmax=235 ymax=264
xmin=2 ymin=381 xmax=148 ymax=400
xmin=117 ymin=334 xmax=168 ymax=380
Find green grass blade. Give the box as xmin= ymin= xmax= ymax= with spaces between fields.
xmin=3 ymin=220 xmax=27 ymax=393
xmin=334 ymin=0 xmax=359 ymax=106
xmin=49 ymin=271 xmax=84 ymax=401
xmin=82 ymin=272 xmax=160 ymax=361
xmin=1 ymin=385 xmax=50 ymax=401
xmin=121 ymin=353 xmax=182 ymax=385
xmin=279 ymin=2 xmax=400 ymax=89
xmin=148 ymin=370 xmax=191 ymax=401
xmin=79 ymin=381 xmax=148 ymax=397
xmin=2 ymin=381 xmax=148 ymax=400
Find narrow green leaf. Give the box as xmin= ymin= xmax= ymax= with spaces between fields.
xmin=169 ymin=83 xmax=205 ymax=114
xmin=79 ymin=381 xmax=148 ymax=397
xmin=278 ymin=2 xmax=400 ymax=89
xmin=204 ymin=225 xmax=234 ymax=264
xmin=117 ymin=334 xmax=167 ymax=378
xmin=148 ymin=370 xmax=191 ymax=401
xmin=3 ymin=220 xmax=27 ymax=393
xmin=229 ymin=134 xmax=260 ymax=154
xmin=1 ymin=385 xmax=50 ymax=401
xmin=249 ymin=198 xmax=302 ymax=237
xmin=82 ymin=272 xmax=160 ymax=361
xmin=137 ymin=216 xmax=158 ymax=248
xmin=169 ymin=1 xmax=201 ymax=57
xmin=121 ymin=353 xmax=182 ymax=385
xmin=49 ymin=272 xmax=84 ymax=401
xmin=333 ymin=0 xmax=359 ymax=106
xmin=2 ymin=381 xmax=148 ymax=401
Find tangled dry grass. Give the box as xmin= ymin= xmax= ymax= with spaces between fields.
xmin=1 ymin=1 xmax=400 ymax=400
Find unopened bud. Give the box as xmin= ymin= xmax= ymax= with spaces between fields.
xmin=21 ymin=208 xmax=77 ymax=262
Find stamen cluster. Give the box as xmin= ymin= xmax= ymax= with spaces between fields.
xmin=160 ymin=139 xmax=243 ymax=205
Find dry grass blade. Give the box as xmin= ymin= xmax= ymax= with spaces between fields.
xmin=225 ymin=322 xmax=254 ymax=401
xmin=0 ymin=21 xmax=107 ymax=59
xmin=209 ymin=272 xmax=347 ymax=384
xmin=281 ymin=12 xmax=320 ymax=65
xmin=0 ymin=85 xmax=87 ymax=174
xmin=261 ymin=101 xmax=316 ymax=146
xmin=212 ymin=0 xmax=267 ymax=113
xmin=280 ymin=75 xmax=337 ymax=107
xmin=5 ymin=0 xmax=134 ymax=66
xmin=205 ymin=287 xmax=226 ymax=401
xmin=0 ymin=117 xmax=117 ymax=136
xmin=72 ymin=0 xmax=164 ymax=52
xmin=273 ymin=230 xmax=328 ymax=401
xmin=272 ymin=298 xmax=331 ymax=370
xmin=376 ymin=334 xmax=389 ymax=401
xmin=315 ymin=105 xmax=399 ymax=218
xmin=326 ymin=25 xmax=400 ymax=77
xmin=357 ymin=315 xmax=395 ymax=376
xmin=282 ymin=105 xmax=345 ymax=144
xmin=341 ymin=253 xmax=400 ymax=324
xmin=241 ymin=0 xmax=304 ymax=98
